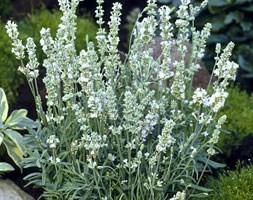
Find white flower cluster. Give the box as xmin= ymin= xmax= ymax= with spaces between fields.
xmin=193 ymin=42 xmax=238 ymax=114
xmin=81 ymin=132 xmax=108 ymax=156
xmin=156 ymin=119 xmax=176 ymax=153
xmin=87 ymin=90 xmax=106 ymax=119
xmin=171 ymin=68 xmax=186 ymax=100
xmin=46 ymin=135 xmax=60 ymax=149
xmin=197 ymin=113 xmax=212 ymax=125
xmin=170 ymin=190 xmax=186 ymax=200
xmin=106 ymin=85 xmax=118 ymax=121
xmin=40 ymin=27 xmax=54 ymax=55
xmin=207 ymin=115 xmax=227 ymax=155
xmin=109 ymin=125 xmax=123 ymax=136
xmin=159 ymin=6 xmax=173 ymax=41
xmin=208 ymin=88 xmax=228 ymax=113
xmin=24 ymin=38 xmax=39 ymax=80
xmin=5 ymin=22 xmax=39 ymax=80
xmin=192 ymin=88 xmax=208 ymax=106
xmin=70 ymin=139 xmax=79 ymax=153
xmin=103 ymin=2 xmax=122 ymax=80
xmin=141 ymin=100 xmax=160 ymax=141
xmin=78 ymin=43 xmax=103 ymax=95
xmin=5 ymin=21 xmax=25 ymax=59
xmin=176 ymin=0 xmax=191 ymax=39
xmin=189 ymin=0 xmax=208 ymax=20
xmin=95 ymin=0 xmax=107 ymax=60
xmin=158 ymin=6 xmax=174 ymax=81
xmin=123 ymin=149 xmax=143 ymax=171
xmin=123 ymin=91 xmax=143 ymax=128
xmin=136 ymin=16 xmax=157 ymax=44
xmin=40 ymin=28 xmax=60 ymax=108
xmin=214 ymin=42 xmax=239 ymax=87
xmin=191 ymin=23 xmax=212 ymax=61
xmin=48 ymin=156 xmax=61 ymax=164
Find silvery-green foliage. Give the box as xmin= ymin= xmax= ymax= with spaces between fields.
xmin=6 ymin=0 xmax=238 ymax=199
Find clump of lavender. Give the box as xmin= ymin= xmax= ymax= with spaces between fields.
xmin=6 ymin=0 xmax=238 ymax=199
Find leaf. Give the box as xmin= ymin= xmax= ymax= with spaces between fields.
xmin=212 ymin=16 xmax=226 ymax=31
xmin=189 ymin=193 xmax=210 ymax=198
xmin=207 ymin=34 xmax=229 ymax=44
xmin=5 ymin=110 xmax=35 ymax=130
xmin=0 ymin=132 xmax=3 ymax=146
xmin=235 ymin=0 xmax=252 ymax=4
xmin=4 ymin=129 xmax=24 ymax=152
xmin=240 ymin=21 xmax=252 ymax=32
xmin=3 ymin=135 xmax=23 ymax=170
xmin=197 ymin=156 xmax=226 ymax=169
xmin=0 ymin=88 xmax=9 ymax=123
xmin=208 ymin=0 xmax=231 ymax=14
xmin=242 ymin=73 xmax=253 ymax=78
xmin=208 ymin=0 xmax=229 ymax=7
xmin=14 ymin=117 xmax=37 ymax=129
xmin=5 ymin=109 xmax=27 ymax=127
xmin=238 ymin=55 xmax=253 ymax=72
xmin=0 ymin=162 xmax=14 ymax=172
xmin=224 ymin=11 xmax=243 ymax=24
xmin=239 ymin=5 xmax=253 ymax=12
xmin=188 ymin=183 xmax=213 ymax=192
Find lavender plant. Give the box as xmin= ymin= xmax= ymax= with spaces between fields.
xmin=5 ymin=0 xmax=238 ymax=199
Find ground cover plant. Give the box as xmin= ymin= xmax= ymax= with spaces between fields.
xmin=217 ymin=86 xmax=253 ymax=158
xmin=5 ymin=0 xmax=238 ymax=199
xmin=205 ymin=164 xmax=253 ymax=200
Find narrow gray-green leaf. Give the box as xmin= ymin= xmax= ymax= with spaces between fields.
xmin=197 ymin=156 xmax=226 ymax=169
xmin=188 ymin=183 xmax=213 ymax=192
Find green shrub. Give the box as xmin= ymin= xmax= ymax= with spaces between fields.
xmin=0 ymin=8 xmax=97 ymax=105
xmin=0 ymin=0 xmax=13 ymax=19
xmin=217 ymin=86 xmax=253 ymax=157
xmin=205 ymin=164 xmax=253 ymax=200
xmin=0 ymin=88 xmax=35 ymax=175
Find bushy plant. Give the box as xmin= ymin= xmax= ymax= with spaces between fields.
xmin=205 ymin=164 xmax=253 ymax=200
xmin=0 ymin=9 xmax=97 ymax=104
xmin=6 ymin=0 xmax=238 ymax=199
xmin=217 ymin=86 xmax=253 ymax=157
xmin=0 ymin=88 xmax=34 ymax=175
